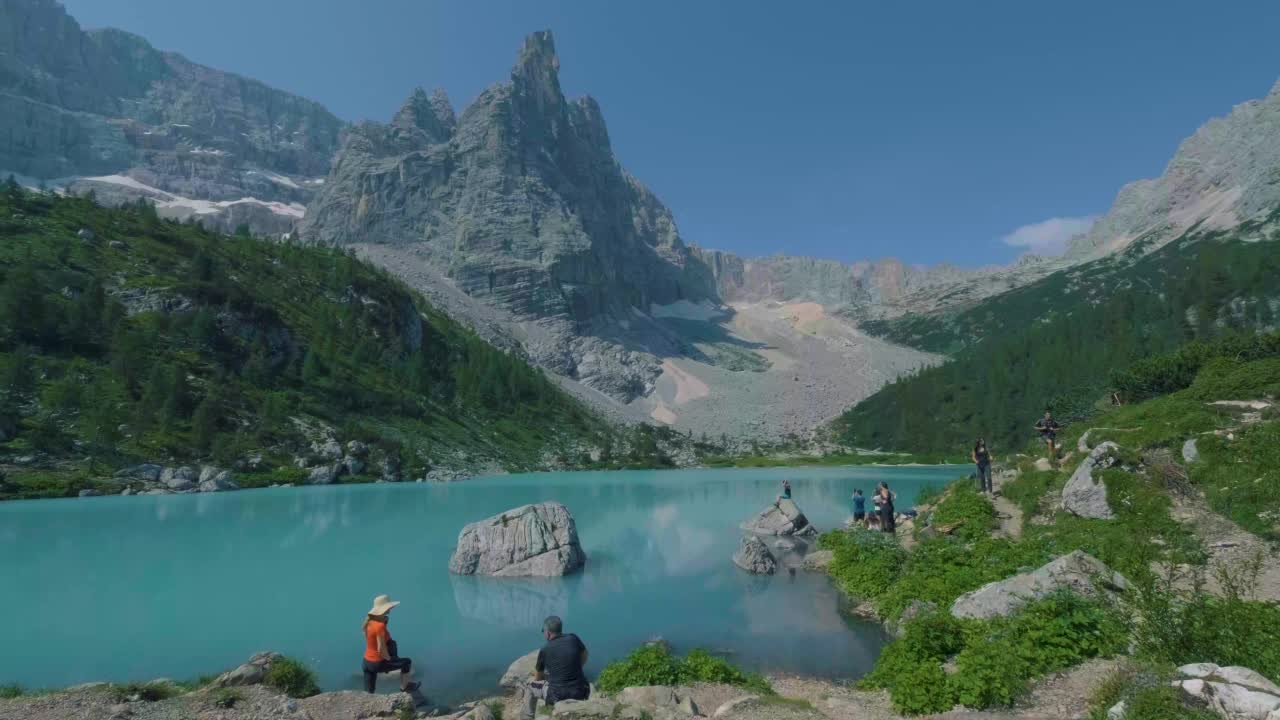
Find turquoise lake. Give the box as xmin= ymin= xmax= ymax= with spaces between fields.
xmin=0 ymin=465 xmax=962 ymax=701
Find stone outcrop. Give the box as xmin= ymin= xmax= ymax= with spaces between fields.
xmin=1173 ymin=663 xmax=1280 ymax=720
xmin=160 ymin=466 xmax=199 ymax=491
xmin=741 ymin=499 xmax=818 ymax=537
xmin=450 ymin=502 xmax=586 ymax=577
xmin=1061 ymin=442 xmax=1120 ymax=520
xmin=500 ymin=650 xmax=540 ymax=691
xmin=951 ymin=550 xmax=1130 ymax=620
xmin=212 ymin=651 xmax=283 ymax=688
xmin=733 ymin=536 xmax=777 ymax=575
xmin=550 ymin=687 xmax=699 ymax=720
xmin=198 ymin=466 xmax=239 ymax=492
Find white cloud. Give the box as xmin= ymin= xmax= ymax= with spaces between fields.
xmin=1001 ymin=215 xmax=1099 ymax=255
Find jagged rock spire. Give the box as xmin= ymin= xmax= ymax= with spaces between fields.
xmin=392 ymin=86 xmax=454 ymax=143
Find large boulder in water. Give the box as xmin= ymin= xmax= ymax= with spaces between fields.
xmin=742 ymin=498 xmax=817 ymax=537
xmin=733 ymin=535 xmax=777 ymax=575
xmin=450 ymin=502 xmax=586 ymax=577
xmin=1061 ymin=442 xmax=1119 ymax=519
xmin=951 ymin=550 xmax=1130 ymax=619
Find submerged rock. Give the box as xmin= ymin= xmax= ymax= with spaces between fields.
xmin=450 ymin=502 xmax=586 ymax=577
xmin=1061 ymin=442 xmax=1119 ymax=519
xmin=733 ymin=535 xmax=777 ymax=575
xmin=742 ymin=498 xmax=818 ymax=537
xmin=951 ymin=550 xmax=1130 ymax=619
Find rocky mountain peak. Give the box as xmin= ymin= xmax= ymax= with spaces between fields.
xmin=391 ymin=86 xmax=455 ymax=144
xmin=510 ymin=30 xmax=565 ymax=117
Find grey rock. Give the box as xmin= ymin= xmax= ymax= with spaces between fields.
xmin=1061 ymin=442 xmax=1119 ymax=520
xmin=78 ymin=489 xmax=101 ymax=497
xmin=296 ymin=689 xmax=416 ymax=720
xmin=1183 ymin=438 xmax=1200 ymax=463
xmin=120 ymin=488 xmax=134 ymax=496
xmin=346 ymin=440 xmax=369 ymax=457
xmin=341 ymin=456 xmax=366 ymax=476
xmin=159 ymin=466 xmax=198 ymax=491
xmin=951 ymin=550 xmax=1130 ymax=620
xmin=198 ymin=469 xmax=239 ymax=492
xmin=311 ymin=438 xmax=343 ymax=461
xmin=499 ymin=650 xmax=540 ymax=691
xmin=742 ymin=499 xmax=818 ymax=537
xmin=76 ymin=228 xmax=95 ymax=243
xmin=449 ymin=502 xmax=586 ymax=577
xmin=733 ymin=535 xmax=777 ymax=575
xmin=141 ymin=488 xmax=173 ymax=496
xmin=114 ymin=463 xmax=163 ymax=482
xmin=307 ymin=464 xmax=342 ymax=485
xmin=1106 ymin=700 xmax=1126 ymax=720
xmin=552 ymin=698 xmax=620 ymax=720
xmin=212 ymin=651 xmax=283 ymax=687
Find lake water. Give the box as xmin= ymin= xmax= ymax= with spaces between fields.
xmin=0 ymin=465 xmax=961 ymax=701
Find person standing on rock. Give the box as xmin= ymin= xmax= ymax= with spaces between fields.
xmin=361 ymin=595 xmax=421 ymax=696
xmin=775 ymin=479 xmax=792 ymax=506
xmin=521 ymin=615 xmax=590 ymax=720
xmin=1034 ymin=411 xmax=1062 ymax=463
xmin=972 ymin=438 xmax=994 ymax=494
xmin=876 ymin=483 xmax=896 ymax=533
xmin=852 ymin=489 xmax=867 ymax=528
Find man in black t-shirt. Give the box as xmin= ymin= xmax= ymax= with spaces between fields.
xmin=1034 ymin=411 xmax=1062 ymax=462
xmin=520 ymin=616 xmax=590 ymax=719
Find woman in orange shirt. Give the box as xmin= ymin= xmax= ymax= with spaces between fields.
xmin=362 ymin=594 xmax=420 ymax=694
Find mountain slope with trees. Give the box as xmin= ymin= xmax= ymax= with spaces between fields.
xmin=0 ymin=184 xmax=659 ymax=499
xmin=836 ymin=213 xmax=1280 ymax=454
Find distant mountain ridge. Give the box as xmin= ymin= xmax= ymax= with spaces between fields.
xmin=0 ymin=0 xmax=344 ymax=234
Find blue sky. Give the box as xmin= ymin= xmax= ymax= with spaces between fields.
xmin=63 ymin=0 xmax=1280 ymax=267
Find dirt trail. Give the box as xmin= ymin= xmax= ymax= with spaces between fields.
xmin=1168 ymin=491 xmax=1280 ymax=602
xmin=991 ymin=471 xmax=1024 ymax=539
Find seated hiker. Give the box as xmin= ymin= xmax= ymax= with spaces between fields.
xmin=1034 ymin=411 xmax=1062 ymax=462
xmin=521 ymin=615 xmax=590 ymax=719
xmin=851 ymin=489 xmax=867 ymax=527
xmin=774 ymin=479 xmax=793 ymax=506
xmin=362 ymin=594 xmax=421 ymax=695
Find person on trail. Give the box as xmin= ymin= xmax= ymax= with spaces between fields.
xmin=876 ymin=483 xmax=896 ymax=533
xmin=852 ymin=489 xmax=867 ymax=527
xmin=972 ymin=438 xmax=994 ymax=494
xmin=362 ymin=595 xmax=421 ymax=695
xmin=1034 ymin=411 xmax=1062 ymax=461
xmin=520 ymin=616 xmax=590 ymax=720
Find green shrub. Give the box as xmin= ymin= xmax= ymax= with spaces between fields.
xmin=888 ymin=659 xmax=953 ymax=715
xmin=928 ymin=484 xmax=997 ymax=540
xmin=876 ymin=535 xmax=1049 ymax=619
xmin=820 ymin=528 xmax=906 ymax=602
xmin=595 ymin=645 xmax=682 ymax=693
xmin=1191 ymin=422 xmax=1280 ymax=541
xmin=211 ymin=688 xmax=243 ymax=708
xmin=1133 ymin=561 xmax=1280 ymax=683
xmin=107 ymin=681 xmax=180 ymax=703
xmin=0 ymin=685 xmax=23 ymax=699
xmin=947 ymin=637 xmax=1027 ymax=709
xmin=1121 ymin=686 xmax=1218 ymax=720
xmin=1111 ymin=332 xmax=1280 ymax=403
xmin=263 ymin=657 xmax=320 ymax=698
xmin=596 ymin=645 xmax=772 ymax=695
xmin=1005 ymin=591 xmax=1128 ymax=674
xmin=1185 ymin=357 xmax=1280 ymax=401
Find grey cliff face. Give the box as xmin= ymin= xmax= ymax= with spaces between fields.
xmin=300 ymin=31 xmax=715 ymax=327
xmin=0 ymin=0 xmax=344 ymax=233
xmin=1066 ymin=78 xmax=1280 ymax=261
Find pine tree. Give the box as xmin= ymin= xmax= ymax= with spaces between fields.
xmin=191 ymin=393 xmax=219 ymax=452
xmin=163 ymin=365 xmax=190 ymax=422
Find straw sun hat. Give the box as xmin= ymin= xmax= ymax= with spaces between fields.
xmin=368 ymin=594 xmax=401 ymax=616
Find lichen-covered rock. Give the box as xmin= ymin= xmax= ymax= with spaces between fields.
xmin=742 ymin=499 xmax=817 ymax=537
xmin=951 ymin=550 xmax=1130 ymax=619
xmin=733 ymin=535 xmax=777 ymax=575
xmin=450 ymin=502 xmax=586 ymax=577
xmin=1061 ymin=442 xmax=1119 ymax=519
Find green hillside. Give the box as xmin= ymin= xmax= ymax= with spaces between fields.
xmin=0 ymin=184 xmax=622 ymax=499
xmin=837 ymin=214 xmax=1280 ymax=454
